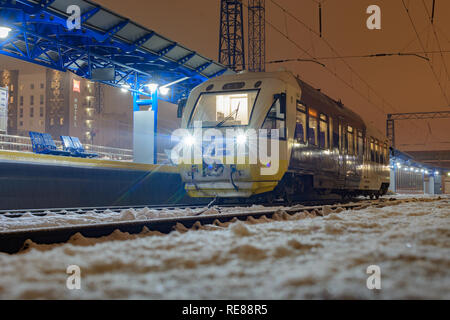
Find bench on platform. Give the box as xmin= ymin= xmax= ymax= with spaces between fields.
xmin=29 ymin=131 xmax=71 ymax=156
xmin=60 ymin=136 xmax=98 ymax=158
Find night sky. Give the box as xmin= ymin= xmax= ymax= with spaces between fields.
xmin=2 ymin=0 xmax=449 ymax=151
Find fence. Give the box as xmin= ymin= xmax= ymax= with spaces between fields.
xmin=0 ymin=134 xmax=134 ymax=161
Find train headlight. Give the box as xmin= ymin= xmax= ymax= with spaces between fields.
xmin=236 ymin=133 xmax=247 ymax=145
xmin=183 ymin=135 xmax=196 ymax=146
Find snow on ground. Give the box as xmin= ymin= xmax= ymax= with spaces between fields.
xmin=0 ymin=193 xmax=444 ymax=232
xmin=0 ymin=205 xmax=279 ymax=231
xmin=0 ymin=194 xmax=449 ymax=299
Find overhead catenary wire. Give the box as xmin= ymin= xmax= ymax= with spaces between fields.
xmin=263 ymin=0 xmax=448 ymax=145
xmin=401 ymin=0 xmax=450 ymax=105
xmin=241 ymin=0 xmax=392 ymax=117
xmin=265 ymin=50 xmax=449 ymax=64
xmin=420 ymin=0 xmax=450 ymax=82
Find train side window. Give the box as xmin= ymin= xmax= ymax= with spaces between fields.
xmin=384 ymin=143 xmax=388 ymax=164
xmin=319 ymin=114 xmax=329 ymax=149
xmin=370 ymin=138 xmax=375 ymax=162
xmin=375 ymin=140 xmax=380 ymax=163
xmin=366 ymin=138 xmax=370 ymax=161
xmin=329 ymin=116 xmax=334 ymax=149
xmin=308 ymin=108 xmax=318 ymax=146
xmin=358 ymin=131 xmax=364 ymax=156
xmin=338 ymin=123 xmax=343 ymax=152
xmin=261 ymin=96 xmax=286 ymax=139
xmin=295 ymin=102 xmax=307 ymax=143
xmin=378 ymin=141 xmax=382 ymax=163
xmin=347 ymin=126 xmax=354 ymax=155
xmin=379 ymin=142 xmax=383 ymax=164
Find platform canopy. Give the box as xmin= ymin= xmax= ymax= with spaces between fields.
xmin=0 ymin=0 xmax=233 ymax=102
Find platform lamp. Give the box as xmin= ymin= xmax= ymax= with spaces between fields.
xmin=0 ymin=18 xmax=12 ymax=39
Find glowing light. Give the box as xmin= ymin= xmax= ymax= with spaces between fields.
xmin=0 ymin=26 xmax=11 ymax=39
xmin=183 ymin=135 xmax=195 ymax=146
xmin=73 ymin=80 xmax=81 ymax=93
xmin=447 ymin=172 xmax=450 ymax=177
xmin=121 ymin=85 xmax=130 ymax=93
xmin=236 ymin=133 xmax=247 ymax=145
xmin=159 ymin=87 xmax=170 ymax=95
xmin=434 ymin=171 xmax=440 ymax=176
xmin=146 ymin=83 xmax=159 ymax=93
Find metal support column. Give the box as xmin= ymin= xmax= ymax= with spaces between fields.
xmin=219 ymin=0 xmax=246 ymax=71
xmin=386 ymin=115 xmax=395 ymax=148
xmin=248 ymin=0 xmax=265 ymax=72
xmin=133 ymin=90 xmax=158 ymax=164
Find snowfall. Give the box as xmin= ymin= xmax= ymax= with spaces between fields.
xmin=0 ymin=194 xmax=448 ymax=299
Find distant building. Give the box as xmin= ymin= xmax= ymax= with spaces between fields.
xmin=0 ymin=86 xmax=8 ymax=133
xmin=0 ymin=68 xmax=133 ymax=149
xmin=17 ymin=73 xmax=47 ymax=134
xmin=0 ymin=70 xmax=19 ymax=135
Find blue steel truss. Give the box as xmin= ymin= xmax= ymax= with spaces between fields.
xmin=0 ymin=0 xmax=233 ymax=105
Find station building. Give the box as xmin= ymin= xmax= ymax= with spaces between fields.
xmin=389 ymin=149 xmax=450 ymax=195
xmin=0 ymin=68 xmax=133 ymax=149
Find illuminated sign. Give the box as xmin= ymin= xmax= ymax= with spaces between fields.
xmin=73 ymin=79 xmax=81 ymax=93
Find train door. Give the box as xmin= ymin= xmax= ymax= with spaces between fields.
xmin=337 ymin=119 xmax=346 ymax=186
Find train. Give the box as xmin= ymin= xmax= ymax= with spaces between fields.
xmin=176 ymin=70 xmax=390 ymax=202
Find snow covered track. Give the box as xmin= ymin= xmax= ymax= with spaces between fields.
xmin=0 ymin=197 xmax=437 ymax=254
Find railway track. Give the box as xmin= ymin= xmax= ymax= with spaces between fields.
xmin=0 ymin=195 xmax=350 ymax=218
xmin=0 ymin=197 xmax=410 ymax=254
xmin=0 ymin=203 xmax=213 ymax=219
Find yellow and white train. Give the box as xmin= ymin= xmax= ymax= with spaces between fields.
xmin=176 ymin=70 xmax=390 ymax=202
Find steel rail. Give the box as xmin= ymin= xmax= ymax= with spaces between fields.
xmin=0 ymin=198 xmax=409 ymax=254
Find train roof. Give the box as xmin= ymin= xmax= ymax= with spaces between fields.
xmin=194 ymin=70 xmax=387 ymax=142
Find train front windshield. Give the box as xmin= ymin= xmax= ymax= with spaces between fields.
xmin=189 ymin=90 xmax=258 ymax=128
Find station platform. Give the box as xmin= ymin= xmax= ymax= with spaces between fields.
xmin=0 ymin=151 xmax=199 ymax=210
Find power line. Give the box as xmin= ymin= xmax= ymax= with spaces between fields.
xmin=401 ymin=0 xmax=450 ymax=105
xmin=421 ymin=0 xmax=450 ymax=82
xmin=264 ymin=0 xmax=439 ymax=142
xmin=266 ymin=0 xmax=401 ymax=116
xmin=260 ymin=0 xmax=397 ymax=114
xmin=266 ymin=50 xmax=446 ymax=64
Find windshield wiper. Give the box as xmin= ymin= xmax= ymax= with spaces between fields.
xmin=215 ymin=102 xmax=240 ymax=128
